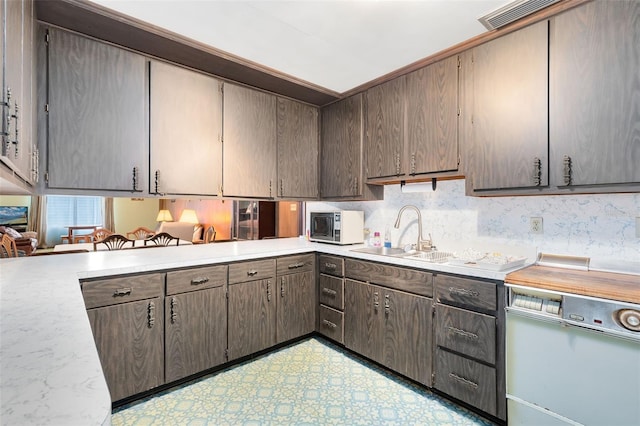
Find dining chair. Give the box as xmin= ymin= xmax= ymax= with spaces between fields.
xmin=94 ymin=234 xmax=133 ymax=251
xmin=126 ymin=226 xmax=155 ymax=240
xmin=144 ymin=232 xmax=179 ymax=247
xmin=204 ymin=225 xmax=216 ymax=243
xmin=90 ymin=228 xmax=114 ymax=243
xmin=1 ymin=233 xmax=19 ymax=257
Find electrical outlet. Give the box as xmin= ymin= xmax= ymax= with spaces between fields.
xmin=530 ymin=217 xmax=543 ymax=235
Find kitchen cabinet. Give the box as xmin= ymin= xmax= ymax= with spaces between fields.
xmin=433 ymin=274 xmax=505 ymax=420
xmin=549 ymin=0 xmax=640 ymax=190
xmin=164 ymin=265 xmax=227 ymax=383
xmin=276 ymin=98 xmax=319 ymax=199
xmin=1 ymin=0 xmax=35 ymax=187
xmin=275 ymin=254 xmax=315 ymax=343
xmin=320 ymin=94 xmax=382 ymax=200
xmin=82 ymin=273 xmax=164 ymax=402
xmin=317 ymin=254 xmax=345 ymax=344
xmin=150 ymin=61 xmax=223 ymax=196
xmin=467 ymin=20 xmax=548 ymax=193
xmin=227 ymin=259 xmax=277 ymax=360
xmin=223 ymin=83 xmax=277 ymax=198
xmin=43 ymin=27 xmax=147 ymax=192
xmin=364 ymin=77 xmax=405 ymax=180
xmin=344 ymin=259 xmax=433 ymax=386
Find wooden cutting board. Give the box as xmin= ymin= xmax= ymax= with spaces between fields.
xmin=505 ymin=265 xmax=640 ymax=304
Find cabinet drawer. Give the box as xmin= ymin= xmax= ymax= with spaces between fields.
xmin=318 ymin=255 xmax=344 ymax=276
xmin=436 ymin=304 xmax=496 ymax=364
xmin=276 ymin=254 xmax=314 ymax=275
xmin=435 ymin=275 xmax=497 ymax=311
xmin=435 ymin=348 xmax=497 ymax=417
xmin=229 ymin=259 xmax=276 ymax=284
xmin=318 ymin=305 xmax=344 ymax=344
xmin=166 ymin=265 xmax=227 ymax=295
xmin=345 ymin=258 xmax=432 ymax=297
xmin=319 ymin=274 xmax=344 ymax=310
xmin=82 ymin=273 xmax=164 ymax=309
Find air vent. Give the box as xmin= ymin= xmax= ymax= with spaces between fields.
xmin=478 ymin=0 xmax=561 ymax=30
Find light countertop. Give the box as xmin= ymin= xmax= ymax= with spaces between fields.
xmin=0 ymin=238 xmax=528 ymax=425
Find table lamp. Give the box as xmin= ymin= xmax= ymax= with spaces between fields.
xmin=156 ymin=209 xmax=173 ymax=223
xmin=178 ymin=209 xmax=199 ymax=224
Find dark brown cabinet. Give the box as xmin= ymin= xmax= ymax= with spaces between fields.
xmin=317 ymin=255 xmax=346 ymax=344
xmin=43 ymin=27 xmax=148 ymax=192
xmin=150 ymin=61 xmax=223 ymax=196
xmin=82 ymin=274 xmax=164 ymax=402
xmin=223 ymin=84 xmax=277 ymax=198
xmin=275 ymin=254 xmax=315 ymax=343
xmin=276 ymin=98 xmax=319 ymax=199
xmin=164 ymin=265 xmax=228 ymax=383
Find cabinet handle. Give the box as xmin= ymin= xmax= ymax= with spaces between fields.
xmin=384 ymin=294 xmax=391 ymax=316
xmin=11 ymin=101 xmax=19 ymax=158
xmin=148 ymin=301 xmax=155 ymax=328
xmin=563 ymin=155 xmax=572 ymax=186
xmin=410 ymin=153 xmax=416 ymax=175
xmin=448 ymin=373 xmax=479 ymax=390
xmin=533 ymin=157 xmax=541 ymax=187
xmin=247 ymin=270 xmax=258 ymax=277
xmin=170 ymin=297 xmax=177 ymax=324
xmin=322 ymin=288 xmax=337 ymax=297
xmin=269 ymin=180 xmax=272 ymax=198
xmin=322 ymin=319 xmax=337 ymax=329
xmin=154 ymin=169 xmax=161 ymax=194
xmin=31 ymin=148 xmax=40 ymax=183
xmin=353 ymin=177 xmax=358 ymax=194
xmin=113 ymin=287 xmax=132 ymax=297
xmin=395 ymin=152 xmax=401 ymax=175
xmin=266 ymin=280 xmax=271 ymax=302
xmin=446 ymin=326 xmax=479 ymax=340
xmin=281 ymin=277 xmax=285 ymax=297
xmin=280 ymin=179 xmax=284 ymax=197
xmin=132 ymin=167 xmax=139 ymax=192
xmin=448 ymin=287 xmax=479 ymax=298
xmin=191 ymin=277 xmax=210 ymax=285
xmin=324 ymin=262 xmax=337 ymax=270
xmin=287 ymin=262 xmax=305 ymax=269
xmin=373 ymin=291 xmax=379 ymax=310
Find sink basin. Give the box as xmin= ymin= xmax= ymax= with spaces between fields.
xmin=350 ymin=246 xmax=410 ymax=257
xmin=406 ymin=251 xmax=455 ymax=263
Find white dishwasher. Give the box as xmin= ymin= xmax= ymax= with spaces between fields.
xmin=505 ymin=283 xmax=640 ymax=426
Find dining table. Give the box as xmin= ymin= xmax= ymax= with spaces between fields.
xmin=62 ymin=225 xmax=101 ymax=244
xmin=53 ymin=239 xmax=192 ymax=252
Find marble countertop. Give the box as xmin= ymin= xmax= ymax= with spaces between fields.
xmin=0 ymin=238 xmax=528 ymax=425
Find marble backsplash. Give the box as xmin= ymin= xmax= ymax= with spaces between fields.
xmin=306 ymin=180 xmax=639 ymax=271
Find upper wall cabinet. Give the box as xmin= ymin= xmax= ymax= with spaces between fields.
xmin=467 ymin=20 xmax=548 ymax=193
xmin=549 ymin=0 xmax=640 ymax=190
xmin=223 ymin=83 xmax=277 ymax=198
xmin=320 ymin=94 xmax=382 ymax=200
xmin=276 ymin=98 xmax=319 ymax=199
xmin=43 ymin=27 xmax=147 ymax=192
xmin=149 ymin=61 xmax=222 ymax=196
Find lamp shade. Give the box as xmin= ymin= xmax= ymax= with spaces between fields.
xmin=156 ymin=209 xmax=173 ymax=222
xmin=179 ymin=209 xmax=199 ymax=224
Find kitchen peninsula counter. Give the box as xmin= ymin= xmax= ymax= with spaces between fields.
xmin=0 ymin=238 xmax=527 ymax=425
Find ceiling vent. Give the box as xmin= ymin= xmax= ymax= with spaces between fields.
xmin=478 ymin=0 xmax=561 ymax=30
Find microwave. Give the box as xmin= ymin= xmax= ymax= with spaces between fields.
xmin=309 ymin=210 xmax=364 ymax=245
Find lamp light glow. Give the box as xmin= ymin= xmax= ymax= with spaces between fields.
xmin=156 ymin=209 xmax=173 ymax=222
xmin=179 ymin=209 xmax=199 ymax=224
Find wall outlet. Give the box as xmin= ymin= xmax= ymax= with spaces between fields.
xmin=530 ymin=217 xmax=543 ymax=235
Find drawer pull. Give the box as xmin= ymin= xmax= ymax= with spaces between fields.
xmin=373 ymin=291 xmax=379 ymax=310
xmin=449 ymin=373 xmax=479 ymax=390
xmin=191 ymin=277 xmax=210 ymax=285
xmin=247 ymin=270 xmax=258 ymax=277
xmin=266 ymin=280 xmax=272 ymax=302
xmin=449 ymin=287 xmax=479 ymax=298
xmin=384 ymin=294 xmax=391 ymax=316
xmin=447 ymin=326 xmax=479 ymax=340
xmin=281 ymin=277 xmax=285 ymax=297
xmin=324 ymin=262 xmax=337 ymax=270
xmin=113 ymin=287 xmax=132 ymax=297
xmin=322 ymin=288 xmax=337 ymax=297
xmin=170 ymin=297 xmax=178 ymax=324
xmin=322 ymin=319 xmax=337 ymax=329
xmin=148 ymin=301 xmax=155 ymax=328
xmin=287 ymin=262 xmax=305 ymax=269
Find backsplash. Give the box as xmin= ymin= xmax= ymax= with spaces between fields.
xmin=307 ymin=180 xmax=640 ymax=270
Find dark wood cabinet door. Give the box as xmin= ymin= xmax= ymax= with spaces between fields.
xmin=46 ymin=28 xmax=147 ymax=191
xmin=277 ymin=98 xmax=319 ymax=198
xmin=223 ymin=84 xmax=277 ymax=198
xmin=406 ymin=55 xmax=459 ymax=176
xmin=276 ymin=270 xmax=315 ymax=344
xmin=344 ymin=279 xmax=384 ymax=364
xmin=87 ymin=297 xmax=164 ymax=402
xmin=320 ymin=94 xmax=363 ymax=198
xmin=550 ymin=0 xmax=640 ymax=187
xmin=165 ymin=286 xmax=227 ymax=383
xmin=382 ymin=287 xmax=433 ymax=386
xmin=364 ymin=77 xmax=405 ymax=179
xmin=150 ymin=61 xmax=222 ymax=196
xmin=228 ymin=279 xmax=276 ymax=360
xmin=470 ymin=20 xmax=548 ymax=192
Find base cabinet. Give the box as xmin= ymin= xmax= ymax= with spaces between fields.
xmin=276 ymin=254 xmax=315 ymax=344
xmin=317 ymin=255 xmax=345 ymax=344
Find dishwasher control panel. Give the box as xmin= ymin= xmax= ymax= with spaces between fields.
xmin=511 ymin=293 xmax=561 ymax=315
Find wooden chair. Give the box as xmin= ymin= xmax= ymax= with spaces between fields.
xmin=144 ymin=232 xmax=179 ymax=247
xmin=90 ymin=228 xmax=113 ymax=243
xmin=94 ymin=234 xmax=133 ymax=251
xmin=1 ymin=233 xmax=19 ymax=257
xmin=126 ymin=226 xmax=155 ymax=240
xmin=204 ymin=225 xmax=216 ymax=243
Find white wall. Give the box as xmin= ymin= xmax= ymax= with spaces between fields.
xmin=307 ymin=180 xmax=640 ymax=270
xmin=113 ymin=198 xmax=159 ymax=235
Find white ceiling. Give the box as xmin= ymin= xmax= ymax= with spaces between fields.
xmin=93 ymin=0 xmax=507 ymax=93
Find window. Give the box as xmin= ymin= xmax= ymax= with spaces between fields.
xmin=45 ymin=195 xmax=104 ymax=246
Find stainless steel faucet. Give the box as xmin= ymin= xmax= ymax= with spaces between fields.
xmin=393 ymin=205 xmax=433 ymax=251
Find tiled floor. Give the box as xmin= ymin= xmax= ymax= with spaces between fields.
xmin=112 ymin=338 xmax=494 ymax=425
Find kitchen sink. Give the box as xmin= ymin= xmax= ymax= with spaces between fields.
xmin=350 ymin=246 xmax=411 ymax=257
xmin=406 ymin=251 xmax=455 ymax=263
